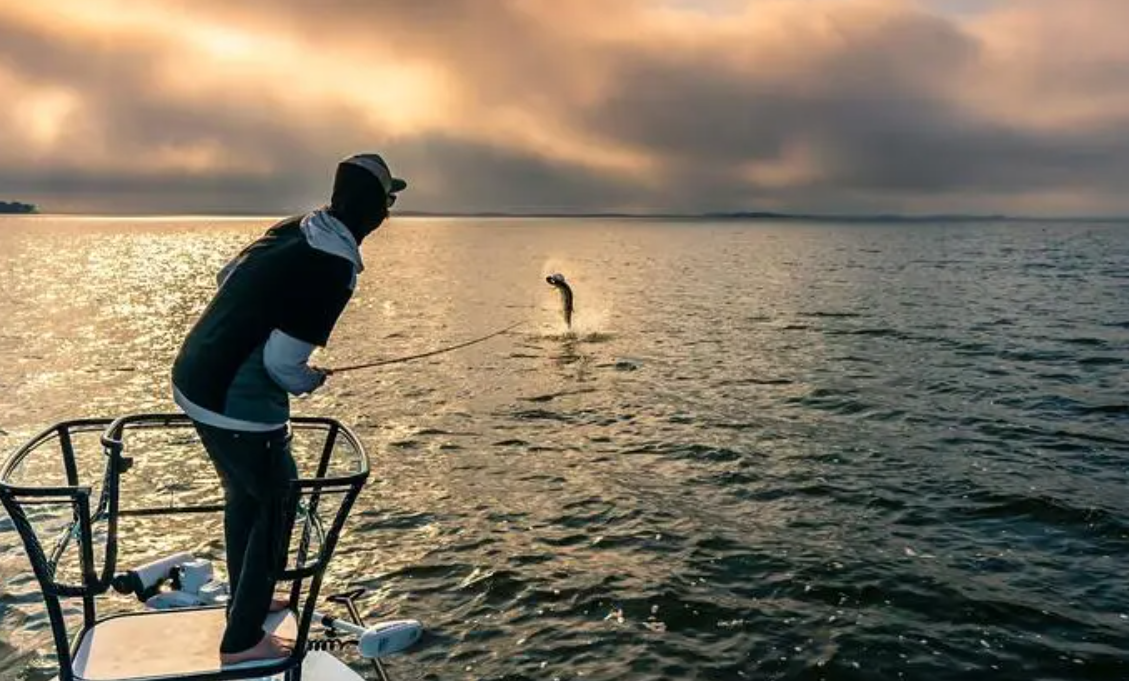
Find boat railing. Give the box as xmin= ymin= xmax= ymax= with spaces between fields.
xmin=0 ymin=413 xmax=371 ymax=681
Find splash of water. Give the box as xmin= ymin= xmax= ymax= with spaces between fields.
xmin=539 ymin=260 xmax=612 ymax=339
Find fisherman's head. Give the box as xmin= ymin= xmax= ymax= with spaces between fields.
xmin=330 ymin=153 xmax=407 ymax=242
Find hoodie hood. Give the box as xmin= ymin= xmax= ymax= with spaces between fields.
xmin=300 ymin=209 xmax=363 ymax=289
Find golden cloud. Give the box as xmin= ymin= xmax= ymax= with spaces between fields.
xmin=1 ymin=0 xmax=1128 ymax=214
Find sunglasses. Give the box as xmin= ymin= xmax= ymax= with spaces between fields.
xmin=386 ymin=193 xmax=398 ymax=208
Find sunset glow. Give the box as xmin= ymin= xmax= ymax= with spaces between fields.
xmin=1 ymin=0 xmax=1127 ymax=215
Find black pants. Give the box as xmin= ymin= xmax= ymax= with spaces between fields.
xmin=193 ymin=422 xmax=297 ymax=654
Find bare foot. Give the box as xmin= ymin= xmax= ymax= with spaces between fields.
xmin=268 ymin=597 xmax=291 ymax=612
xmin=272 ymin=633 xmax=296 ymax=648
xmin=220 ymin=633 xmax=293 ymax=666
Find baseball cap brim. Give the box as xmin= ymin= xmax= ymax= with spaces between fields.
xmin=341 ymin=153 xmax=408 ymax=196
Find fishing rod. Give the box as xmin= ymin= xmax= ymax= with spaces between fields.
xmin=328 ymin=320 xmax=525 ymax=374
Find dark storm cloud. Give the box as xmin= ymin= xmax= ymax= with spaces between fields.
xmin=1 ymin=0 xmax=1128 ymax=215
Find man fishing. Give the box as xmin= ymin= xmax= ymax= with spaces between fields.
xmin=170 ymin=153 xmax=406 ymax=664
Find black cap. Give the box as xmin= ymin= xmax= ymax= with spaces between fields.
xmin=339 ymin=153 xmax=407 ymax=196
xmin=330 ymin=153 xmax=407 ymax=240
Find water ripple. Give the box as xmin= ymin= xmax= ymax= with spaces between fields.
xmin=2 ymin=218 xmax=1128 ymax=680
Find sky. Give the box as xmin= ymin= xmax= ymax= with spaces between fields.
xmin=1 ymin=0 xmax=1128 ymax=216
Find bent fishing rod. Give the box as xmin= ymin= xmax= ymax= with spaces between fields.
xmin=328 ymin=320 xmax=525 ymax=374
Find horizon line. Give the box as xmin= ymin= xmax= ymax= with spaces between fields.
xmin=5 ymin=209 xmax=1129 ymax=223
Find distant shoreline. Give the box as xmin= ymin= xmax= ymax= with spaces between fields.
xmin=7 ymin=210 xmax=1128 ymax=223
xmin=396 ymin=211 xmax=1129 ymax=223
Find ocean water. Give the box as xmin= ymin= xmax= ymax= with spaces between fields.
xmin=0 ymin=215 xmax=1127 ymax=680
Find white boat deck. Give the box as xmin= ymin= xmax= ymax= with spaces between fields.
xmin=71 ymin=607 xmax=296 ymax=681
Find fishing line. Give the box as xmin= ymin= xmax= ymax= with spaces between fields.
xmin=328 ymin=320 xmax=526 ymax=374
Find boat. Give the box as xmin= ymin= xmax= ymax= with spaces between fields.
xmin=0 ymin=413 xmax=424 ymax=681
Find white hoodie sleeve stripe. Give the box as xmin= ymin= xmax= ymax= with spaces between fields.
xmin=217 ymin=254 xmax=243 ymax=288
xmin=263 ymin=329 xmax=324 ymax=395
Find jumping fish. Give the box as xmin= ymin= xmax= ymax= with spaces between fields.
xmin=546 ymin=273 xmax=574 ymax=329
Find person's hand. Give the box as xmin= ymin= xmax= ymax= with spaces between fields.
xmin=312 ymin=366 xmax=333 ymax=388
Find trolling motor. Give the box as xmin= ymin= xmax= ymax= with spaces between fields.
xmin=111 ymin=554 xmax=422 ymax=665
xmin=111 ymin=552 xmax=227 ymax=605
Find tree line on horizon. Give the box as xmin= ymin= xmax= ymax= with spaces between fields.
xmin=0 ymin=200 xmax=37 ymax=214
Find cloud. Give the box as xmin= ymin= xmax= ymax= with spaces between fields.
xmin=1 ymin=0 xmax=1128 ymax=215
